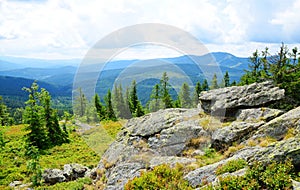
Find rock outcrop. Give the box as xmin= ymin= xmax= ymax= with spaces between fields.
xmin=94 ymin=81 xmax=299 ymax=190
xmin=97 ymin=108 xmax=206 ymax=189
xmin=42 ymin=163 xmax=92 ymax=185
xmin=199 ymin=81 xmax=285 ymax=116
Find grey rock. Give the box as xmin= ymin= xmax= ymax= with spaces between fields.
xmin=63 ymin=163 xmax=89 ymax=181
xmin=150 ymin=156 xmax=196 ymax=168
xmin=148 ymin=120 xmax=208 ymax=156
xmin=43 ymin=169 xmax=66 ymax=185
xmin=293 ymin=180 xmax=300 ymax=190
xmin=85 ymin=167 xmax=97 ymax=180
xmin=252 ymin=106 xmax=300 ymax=140
xmin=236 ymin=107 xmax=284 ymax=122
xmin=9 ymin=181 xmax=22 ymax=187
xmin=199 ymin=81 xmax=285 ymax=116
xmin=105 ymin=162 xmax=145 ymax=190
xmin=249 ymin=137 xmax=300 ymax=166
xmin=192 ymin=149 xmax=205 ymax=157
xmin=184 ymin=147 xmax=261 ymax=187
xmin=211 ymin=121 xmax=264 ymax=150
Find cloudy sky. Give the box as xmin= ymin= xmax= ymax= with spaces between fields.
xmin=0 ymin=0 xmax=300 ymax=60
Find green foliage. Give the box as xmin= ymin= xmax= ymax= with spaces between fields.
xmin=215 ymin=159 xmax=247 ymax=175
xmin=104 ymin=89 xmax=117 ymax=121
xmin=210 ymin=73 xmax=219 ymax=89
xmin=26 ymin=146 xmax=42 ymax=186
xmin=239 ymin=43 xmax=300 ymax=109
xmin=206 ymin=160 xmax=294 ymax=190
xmin=128 ymin=80 xmax=145 ymax=117
xmin=149 ymin=84 xmax=164 ymax=112
xmin=0 ymin=129 xmax=5 ymax=148
xmin=36 ymin=177 xmax=92 ymax=190
xmin=0 ymin=96 xmax=12 ymax=127
xmin=73 ymin=87 xmax=87 ymax=117
xmin=223 ymin=71 xmax=230 ymax=87
xmin=125 ymin=164 xmax=193 ymax=190
xmin=160 ymin=72 xmax=173 ymax=108
xmin=179 ymin=82 xmax=192 ymax=108
xmin=202 ymin=79 xmax=209 ymax=91
xmin=23 ymin=82 xmax=68 ymax=150
xmin=193 ymin=81 xmax=202 ymax=106
xmin=112 ymin=84 xmax=131 ymax=119
xmin=0 ymin=125 xmax=100 ymax=187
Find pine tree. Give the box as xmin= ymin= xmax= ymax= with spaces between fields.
xmin=224 ymin=71 xmax=230 ymax=87
xmin=160 ymin=72 xmax=173 ymax=108
xmin=202 ymin=79 xmax=209 ymax=91
xmin=0 ymin=96 xmax=11 ymax=126
xmin=210 ymin=73 xmax=219 ymax=89
xmin=40 ymin=89 xmax=67 ymax=146
xmin=193 ymin=81 xmax=202 ymax=107
xmin=23 ymin=82 xmax=48 ymax=150
xmin=148 ymin=84 xmax=163 ymax=112
xmin=129 ymin=80 xmax=139 ymax=114
xmin=104 ymin=89 xmax=116 ymax=121
xmin=112 ymin=84 xmax=129 ymax=118
xmin=73 ymin=88 xmax=87 ymax=117
xmin=179 ymin=82 xmax=192 ymax=108
xmin=94 ymin=94 xmax=106 ymax=121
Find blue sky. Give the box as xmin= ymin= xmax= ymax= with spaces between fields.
xmin=0 ymin=0 xmax=300 ymax=59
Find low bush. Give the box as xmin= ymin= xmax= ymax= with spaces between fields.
xmin=125 ymin=164 xmax=193 ymax=190
xmin=215 ymin=159 xmax=247 ymax=175
xmin=205 ymin=160 xmax=294 ymax=190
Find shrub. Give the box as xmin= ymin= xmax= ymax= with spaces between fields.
xmin=205 ymin=160 xmax=294 ymax=190
xmin=215 ymin=159 xmax=247 ymax=175
xmin=124 ymin=164 xmax=193 ymax=190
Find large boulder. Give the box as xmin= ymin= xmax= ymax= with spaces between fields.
xmin=251 ymin=106 xmax=300 ymax=140
xmin=199 ymin=81 xmax=285 ymax=116
xmin=235 ymin=107 xmax=284 ymax=122
xmin=97 ymin=108 xmax=207 ymax=190
xmin=211 ymin=121 xmax=265 ymax=151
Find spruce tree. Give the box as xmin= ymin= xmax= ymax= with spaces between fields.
xmin=179 ymin=82 xmax=192 ymax=108
xmin=73 ymin=88 xmax=87 ymax=117
xmin=160 ymin=72 xmax=173 ymax=108
xmin=94 ymin=94 xmax=106 ymax=121
xmin=0 ymin=96 xmax=11 ymax=126
xmin=149 ymin=84 xmax=163 ymax=112
xmin=202 ymin=79 xmax=209 ymax=91
xmin=104 ymin=89 xmax=116 ymax=121
xmin=210 ymin=73 xmax=219 ymax=89
xmin=23 ymin=82 xmax=48 ymax=150
xmin=193 ymin=81 xmax=202 ymax=107
xmin=224 ymin=71 xmax=230 ymax=87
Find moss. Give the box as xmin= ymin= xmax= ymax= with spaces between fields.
xmin=215 ymin=159 xmax=247 ymax=175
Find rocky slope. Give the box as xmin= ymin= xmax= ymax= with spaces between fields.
xmin=43 ymin=81 xmax=300 ymax=189
xmin=92 ymin=81 xmax=300 ymax=189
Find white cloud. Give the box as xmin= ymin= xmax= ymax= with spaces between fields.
xmin=0 ymin=0 xmax=299 ymax=59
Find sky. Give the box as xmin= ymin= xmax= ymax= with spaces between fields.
xmin=0 ymin=0 xmax=300 ymax=60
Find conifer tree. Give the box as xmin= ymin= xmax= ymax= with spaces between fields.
xmin=160 ymin=72 xmax=173 ymax=108
xmin=179 ymin=82 xmax=192 ymax=108
xmin=202 ymin=79 xmax=209 ymax=91
xmin=0 ymin=96 xmax=11 ymax=126
xmin=193 ymin=81 xmax=202 ymax=107
xmin=104 ymin=89 xmax=116 ymax=121
xmin=94 ymin=94 xmax=106 ymax=121
xmin=224 ymin=71 xmax=230 ymax=87
xmin=210 ymin=73 xmax=219 ymax=89
xmin=148 ymin=84 xmax=163 ymax=112
xmin=23 ymin=82 xmax=48 ymax=150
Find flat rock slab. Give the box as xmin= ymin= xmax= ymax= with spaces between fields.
xmin=199 ymin=81 xmax=284 ymax=116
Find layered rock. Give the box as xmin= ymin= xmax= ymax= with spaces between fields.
xmin=97 ymin=108 xmax=206 ymax=189
xmin=199 ymin=81 xmax=285 ymax=116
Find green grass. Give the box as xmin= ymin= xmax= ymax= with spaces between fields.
xmin=0 ymin=122 xmax=122 ymax=189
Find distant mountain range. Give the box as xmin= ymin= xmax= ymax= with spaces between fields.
xmin=0 ymin=52 xmax=250 ymax=108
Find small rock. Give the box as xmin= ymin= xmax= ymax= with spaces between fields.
xmin=63 ymin=163 xmax=89 ymax=181
xmin=9 ymin=181 xmax=22 ymax=187
xmin=43 ymin=169 xmax=66 ymax=185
